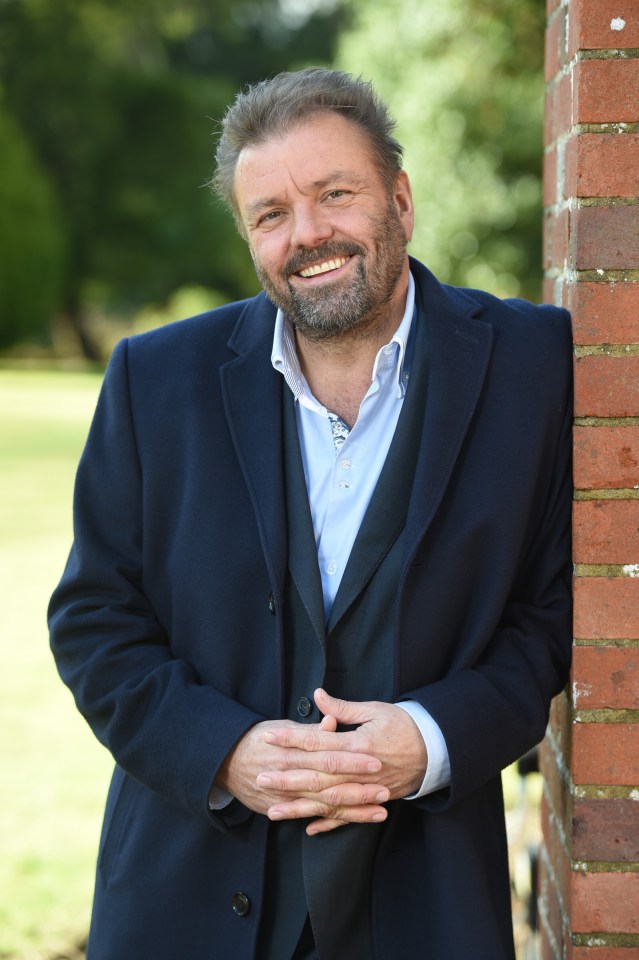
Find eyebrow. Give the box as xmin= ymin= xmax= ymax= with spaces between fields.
xmin=245 ymin=170 xmax=366 ymax=222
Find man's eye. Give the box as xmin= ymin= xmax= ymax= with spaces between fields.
xmin=327 ymin=190 xmax=348 ymax=200
xmin=259 ymin=210 xmax=282 ymax=225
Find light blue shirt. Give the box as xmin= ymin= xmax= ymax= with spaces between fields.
xmin=271 ymin=271 xmax=451 ymax=798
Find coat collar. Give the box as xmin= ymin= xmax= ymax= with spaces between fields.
xmin=219 ymin=260 xmax=494 ymax=594
xmin=402 ymin=257 xmax=493 ymax=563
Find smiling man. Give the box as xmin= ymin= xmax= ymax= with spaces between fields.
xmin=49 ymin=68 xmax=573 ymax=960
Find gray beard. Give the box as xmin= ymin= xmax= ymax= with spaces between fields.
xmin=252 ymin=206 xmax=407 ymax=343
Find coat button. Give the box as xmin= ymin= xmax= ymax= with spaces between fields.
xmin=232 ymin=892 xmax=251 ymax=917
xmin=297 ymin=696 xmax=312 ymax=718
xmin=268 ymin=593 xmax=276 ymax=615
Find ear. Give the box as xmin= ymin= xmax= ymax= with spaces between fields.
xmin=393 ymin=170 xmax=414 ymax=243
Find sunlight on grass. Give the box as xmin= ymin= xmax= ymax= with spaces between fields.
xmin=0 ymin=370 xmax=112 ymax=959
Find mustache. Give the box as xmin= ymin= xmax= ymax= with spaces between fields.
xmin=282 ymin=241 xmax=364 ymax=278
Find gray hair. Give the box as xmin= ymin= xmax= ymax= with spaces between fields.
xmin=212 ymin=67 xmax=404 ymax=228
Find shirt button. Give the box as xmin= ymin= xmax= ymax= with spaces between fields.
xmin=326 ymin=560 xmax=338 ymax=575
xmin=232 ymin=892 xmax=251 ymax=917
xmin=297 ymin=696 xmax=312 ymax=718
xmin=337 ymin=480 xmax=350 ymax=489
xmin=339 ymin=459 xmax=351 ymax=470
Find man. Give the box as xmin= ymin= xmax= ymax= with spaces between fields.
xmin=49 ymin=68 xmax=573 ymax=959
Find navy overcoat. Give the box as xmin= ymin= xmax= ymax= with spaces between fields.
xmin=49 ymin=258 xmax=573 ymax=959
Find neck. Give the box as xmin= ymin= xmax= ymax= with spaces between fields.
xmin=294 ymin=267 xmax=409 ymax=428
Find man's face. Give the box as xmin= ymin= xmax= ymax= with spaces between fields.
xmin=233 ymin=112 xmax=414 ymax=341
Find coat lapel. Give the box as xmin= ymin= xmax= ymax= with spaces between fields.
xmin=403 ymin=259 xmax=494 ymax=564
xmin=219 ymin=295 xmax=287 ymax=596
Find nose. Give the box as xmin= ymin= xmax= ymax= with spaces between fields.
xmin=290 ymin=203 xmax=333 ymax=249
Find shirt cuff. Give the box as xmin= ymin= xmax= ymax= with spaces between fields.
xmin=395 ymin=700 xmax=451 ymax=798
xmin=208 ymin=785 xmax=234 ymax=810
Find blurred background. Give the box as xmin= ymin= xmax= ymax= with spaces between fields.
xmin=0 ymin=0 xmax=545 ymax=956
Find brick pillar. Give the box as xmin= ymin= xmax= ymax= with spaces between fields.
xmin=541 ymin=1 xmax=639 ymax=958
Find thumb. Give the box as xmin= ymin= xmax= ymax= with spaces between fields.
xmin=314 ymin=688 xmax=369 ymax=725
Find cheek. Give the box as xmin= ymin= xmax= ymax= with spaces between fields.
xmin=250 ymin=238 xmax=286 ymax=278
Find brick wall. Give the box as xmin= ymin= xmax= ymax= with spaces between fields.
xmin=541 ymin=0 xmax=639 ymax=957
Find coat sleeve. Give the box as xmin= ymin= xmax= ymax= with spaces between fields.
xmin=404 ymin=315 xmax=573 ymax=812
xmin=48 ymin=339 xmax=263 ymax=829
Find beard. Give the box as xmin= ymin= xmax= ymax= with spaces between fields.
xmin=251 ymin=202 xmax=408 ymax=342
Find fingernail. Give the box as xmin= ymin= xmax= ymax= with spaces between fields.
xmin=269 ymin=809 xmax=284 ymax=820
xmin=263 ymin=732 xmax=277 ymax=743
xmin=375 ymin=791 xmax=388 ymax=802
xmin=372 ymin=812 xmax=386 ymax=822
xmin=256 ymin=775 xmax=272 ymax=787
xmin=367 ymin=761 xmax=380 ymax=772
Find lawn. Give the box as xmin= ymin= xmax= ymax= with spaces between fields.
xmin=0 ymin=369 xmax=112 ymax=959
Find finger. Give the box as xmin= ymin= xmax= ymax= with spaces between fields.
xmin=314 ymin=688 xmax=374 ymax=726
xmin=268 ymin=797 xmax=388 ymax=824
xmin=305 ymin=813 xmax=388 ymax=836
xmin=262 ymin=726 xmax=373 ymax=762
xmin=319 ymin=713 xmax=337 ymax=731
xmin=262 ymin=748 xmax=382 ymax=780
xmin=258 ymin=770 xmax=390 ymax=802
xmin=306 ymin=818 xmax=348 ymax=836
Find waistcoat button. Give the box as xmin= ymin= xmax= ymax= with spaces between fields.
xmin=268 ymin=593 xmax=276 ymax=614
xmin=297 ymin=696 xmax=312 ymax=718
xmin=232 ymin=891 xmax=251 ymax=917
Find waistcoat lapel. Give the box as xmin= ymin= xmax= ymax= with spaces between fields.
xmin=328 ymin=304 xmax=430 ymax=634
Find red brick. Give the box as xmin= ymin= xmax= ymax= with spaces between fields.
xmin=544 ymin=145 xmax=559 ymax=208
xmin=538 ymin=848 xmax=568 ymax=957
xmin=573 ymin=796 xmax=639 ymax=861
xmin=541 ymin=742 xmax=573 ymax=857
xmin=568 ymin=0 xmax=639 ymax=58
xmin=546 ymin=72 xmax=573 ymax=145
xmin=575 ymin=355 xmax=639 ymax=418
xmin=572 ymin=871 xmax=639 ymax=932
xmin=572 ymin=206 xmax=639 ymax=271
xmin=573 ymin=500 xmax=639 ymax=564
xmin=544 ymin=276 xmax=562 ymax=306
xmin=574 ymin=59 xmax=639 ymax=124
xmin=572 ymin=949 xmax=639 ymax=960
xmin=546 ymin=8 xmax=568 ymax=81
xmin=570 ymin=282 xmax=639 ymax=345
xmin=545 ymin=207 xmax=571 ymax=269
xmin=573 ymin=577 xmax=639 ymax=639
xmin=549 ymin=689 xmax=574 ymax=762
xmin=565 ymin=134 xmax=639 ymax=198
xmin=572 ymin=722 xmax=639 ymax=784
xmin=574 ymin=426 xmax=639 ymax=490
xmin=543 ymin=791 xmax=573 ymax=902
xmin=572 ymin=644 xmax=639 ymax=710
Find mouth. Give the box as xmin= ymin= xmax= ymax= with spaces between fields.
xmin=295 ymin=255 xmax=352 ymax=280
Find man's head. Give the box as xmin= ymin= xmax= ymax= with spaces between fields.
xmin=213 ymin=69 xmax=413 ymax=343
xmin=213 ymin=67 xmax=404 ymax=230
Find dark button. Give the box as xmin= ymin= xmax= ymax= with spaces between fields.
xmin=268 ymin=592 xmax=276 ymax=615
xmin=232 ymin=891 xmax=251 ymax=917
xmin=297 ymin=696 xmax=312 ymax=718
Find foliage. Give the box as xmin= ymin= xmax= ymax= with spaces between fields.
xmin=0 ymin=101 xmax=67 ymax=348
xmin=337 ymin=0 xmax=546 ymax=301
xmin=0 ymin=0 xmax=344 ymax=354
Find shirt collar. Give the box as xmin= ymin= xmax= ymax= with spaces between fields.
xmin=271 ymin=270 xmax=416 ymax=413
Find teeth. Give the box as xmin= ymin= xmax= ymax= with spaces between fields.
xmin=299 ymin=257 xmax=349 ymax=278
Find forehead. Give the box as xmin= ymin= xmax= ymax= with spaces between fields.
xmin=233 ymin=112 xmax=382 ymax=214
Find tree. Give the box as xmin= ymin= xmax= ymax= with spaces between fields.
xmin=0 ymin=0 xmax=345 ymax=355
xmin=0 ymin=100 xmax=66 ymax=348
xmin=337 ymin=0 xmax=546 ymax=301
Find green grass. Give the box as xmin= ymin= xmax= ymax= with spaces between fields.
xmin=0 ymin=370 xmax=112 ymax=959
